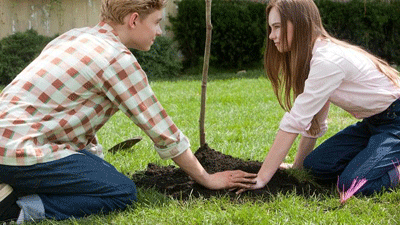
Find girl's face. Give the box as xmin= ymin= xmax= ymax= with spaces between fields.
xmin=268 ymin=6 xmax=294 ymax=52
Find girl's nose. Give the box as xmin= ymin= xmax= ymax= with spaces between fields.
xmin=269 ymin=32 xmax=274 ymax=40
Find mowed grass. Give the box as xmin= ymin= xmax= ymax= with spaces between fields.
xmin=30 ymin=69 xmax=400 ymax=224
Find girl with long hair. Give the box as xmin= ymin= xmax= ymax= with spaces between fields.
xmin=239 ymin=0 xmax=400 ymax=196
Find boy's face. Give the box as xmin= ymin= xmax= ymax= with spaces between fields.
xmin=128 ymin=10 xmax=163 ymax=51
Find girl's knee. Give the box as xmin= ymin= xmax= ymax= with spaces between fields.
xmin=303 ymin=150 xmax=328 ymax=171
xmin=303 ymin=155 xmax=342 ymax=182
xmin=303 ymin=154 xmax=324 ymax=175
xmin=303 ymin=155 xmax=313 ymax=170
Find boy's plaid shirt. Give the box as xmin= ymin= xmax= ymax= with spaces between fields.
xmin=0 ymin=22 xmax=190 ymax=166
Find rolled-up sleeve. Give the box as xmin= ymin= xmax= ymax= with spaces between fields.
xmin=300 ymin=101 xmax=330 ymax=138
xmin=279 ymin=57 xmax=344 ymax=137
xmin=98 ymin=51 xmax=190 ymax=159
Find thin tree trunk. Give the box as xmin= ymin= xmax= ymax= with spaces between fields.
xmin=199 ymin=0 xmax=212 ymax=146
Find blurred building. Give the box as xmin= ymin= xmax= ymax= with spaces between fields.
xmin=0 ymin=0 xmax=177 ymax=39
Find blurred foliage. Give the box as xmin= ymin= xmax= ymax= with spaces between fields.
xmin=169 ymin=0 xmax=266 ymax=69
xmin=0 ymin=30 xmax=182 ymax=85
xmin=130 ymin=36 xmax=183 ymax=79
xmin=169 ymin=0 xmax=400 ymax=70
xmin=316 ymin=0 xmax=400 ymax=65
xmin=0 ymin=30 xmax=56 ymax=85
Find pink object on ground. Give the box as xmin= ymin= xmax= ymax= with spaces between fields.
xmin=337 ymin=177 xmax=368 ymax=204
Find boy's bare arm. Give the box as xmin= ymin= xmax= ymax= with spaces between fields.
xmin=172 ymin=149 xmax=257 ymax=190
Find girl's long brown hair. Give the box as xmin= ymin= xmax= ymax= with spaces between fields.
xmin=264 ymin=0 xmax=399 ymax=136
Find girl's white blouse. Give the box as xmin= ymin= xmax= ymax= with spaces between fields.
xmin=279 ymin=39 xmax=400 ymax=138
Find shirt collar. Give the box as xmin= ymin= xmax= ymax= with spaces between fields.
xmin=95 ymin=21 xmax=122 ymax=44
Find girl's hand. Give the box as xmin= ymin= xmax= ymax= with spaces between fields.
xmin=279 ymin=162 xmax=293 ymax=170
xmin=234 ymin=176 xmax=268 ymax=194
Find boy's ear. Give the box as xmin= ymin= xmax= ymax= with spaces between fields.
xmin=128 ymin=12 xmax=140 ymax=28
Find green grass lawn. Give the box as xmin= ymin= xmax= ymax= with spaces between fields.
xmin=30 ymin=69 xmax=400 ymax=224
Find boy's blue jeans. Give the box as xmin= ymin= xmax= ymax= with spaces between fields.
xmin=304 ymin=99 xmax=400 ymax=196
xmin=0 ymin=150 xmax=137 ymax=221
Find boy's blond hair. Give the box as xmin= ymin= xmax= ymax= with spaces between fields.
xmin=101 ymin=0 xmax=167 ymax=24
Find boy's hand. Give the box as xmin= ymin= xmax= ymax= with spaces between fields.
xmin=204 ymin=170 xmax=257 ymax=190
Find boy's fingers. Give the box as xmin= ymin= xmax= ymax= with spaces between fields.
xmin=235 ymin=188 xmax=247 ymax=194
xmin=233 ymin=170 xmax=258 ymax=178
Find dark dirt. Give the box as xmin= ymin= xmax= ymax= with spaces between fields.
xmin=131 ymin=144 xmax=332 ymax=201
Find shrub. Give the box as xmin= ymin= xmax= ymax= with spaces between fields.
xmin=316 ymin=0 xmax=400 ymax=65
xmin=168 ymin=0 xmax=266 ymax=69
xmin=168 ymin=0 xmax=206 ymax=69
xmin=0 ymin=30 xmax=56 ymax=85
xmin=212 ymin=1 xmax=266 ymax=68
xmin=0 ymin=30 xmax=181 ymax=85
xmin=169 ymin=0 xmax=400 ymax=69
xmin=130 ymin=36 xmax=183 ymax=79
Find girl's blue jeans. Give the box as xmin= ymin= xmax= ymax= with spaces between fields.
xmin=0 ymin=150 xmax=137 ymax=221
xmin=304 ymin=99 xmax=400 ymax=195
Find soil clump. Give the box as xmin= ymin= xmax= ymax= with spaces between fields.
xmin=131 ymin=144 xmax=331 ymax=201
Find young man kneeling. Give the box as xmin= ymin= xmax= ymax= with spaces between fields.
xmin=0 ymin=0 xmax=256 ymax=223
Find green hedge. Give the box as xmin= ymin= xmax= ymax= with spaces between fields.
xmin=130 ymin=36 xmax=182 ymax=79
xmin=316 ymin=0 xmax=400 ymax=65
xmin=168 ymin=0 xmax=266 ymax=69
xmin=1 ymin=0 xmax=399 ymax=85
xmin=0 ymin=30 xmax=56 ymax=85
xmin=169 ymin=0 xmax=400 ymax=70
xmin=0 ymin=30 xmax=182 ymax=85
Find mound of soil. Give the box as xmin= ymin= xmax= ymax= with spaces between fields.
xmin=131 ymin=144 xmax=329 ymax=201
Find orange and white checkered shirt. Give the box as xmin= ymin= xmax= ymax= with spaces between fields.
xmin=0 ymin=22 xmax=190 ymax=166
